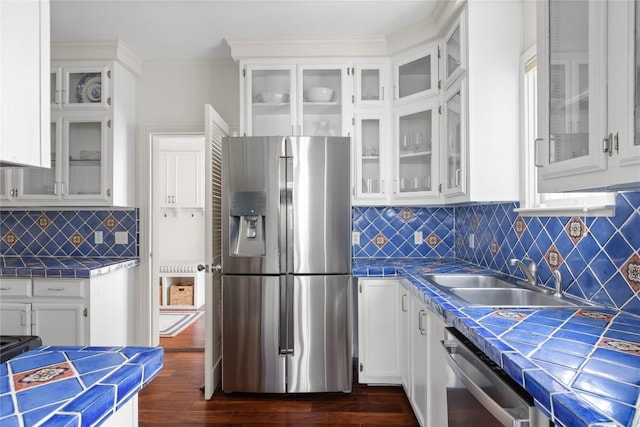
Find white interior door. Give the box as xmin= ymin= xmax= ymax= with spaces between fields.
xmin=204 ymin=104 xmax=228 ymax=399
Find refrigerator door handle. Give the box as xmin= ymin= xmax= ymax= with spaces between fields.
xmin=279 ymin=275 xmax=294 ymax=356
xmin=279 ymin=157 xmax=288 ymax=273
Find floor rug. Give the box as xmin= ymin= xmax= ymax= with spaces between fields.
xmin=159 ymin=311 xmax=203 ymax=337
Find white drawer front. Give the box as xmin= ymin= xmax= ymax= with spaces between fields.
xmin=0 ymin=279 xmax=32 ymax=297
xmin=33 ymin=279 xmax=86 ymax=298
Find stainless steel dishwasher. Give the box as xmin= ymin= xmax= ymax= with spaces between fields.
xmin=441 ymin=328 xmax=552 ymax=427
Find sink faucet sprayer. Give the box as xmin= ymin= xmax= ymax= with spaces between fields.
xmin=508 ymin=258 xmax=539 ymax=287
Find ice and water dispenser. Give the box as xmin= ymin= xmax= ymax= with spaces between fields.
xmin=229 ymin=191 xmax=267 ymax=257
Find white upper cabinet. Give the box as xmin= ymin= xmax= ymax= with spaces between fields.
xmin=354 ymin=63 xmax=387 ymax=107
xmin=240 ymin=60 xmax=350 ymax=137
xmin=244 ymin=65 xmax=296 ymax=136
xmin=155 ymin=135 xmax=205 ymax=210
xmin=2 ymin=55 xmax=138 ymax=207
xmin=394 ymin=46 xmax=438 ymax=103
xmin=393 ymin=98 xmax=440 ymax=203
xmin=0 ymin=0 xmax=50 ymax=168
xmin=51 ymin=65 xmax=111 ymax=110
xmin=352 ymin=59 xmax=391 ymax=206
xmin=536 ymin=0 xmax=640 ymax=191
xmin=440 ymin=2 xmax=521 ymax=203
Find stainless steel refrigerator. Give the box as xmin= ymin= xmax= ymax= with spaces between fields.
xmin=221 ymin=136 xmax=352 ymax=393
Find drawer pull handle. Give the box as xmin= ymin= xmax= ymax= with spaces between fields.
xmin=47 ymin=287 xmax=65 ymax=291
xmin=0 ymin=287 xmax=10 ymax=291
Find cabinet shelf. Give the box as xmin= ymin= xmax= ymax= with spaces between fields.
xmin=362 ymin=155 xmax=380 ymax=160
xmin=399 ymin=150 xmax=432 ymax=159
xmin=303 ymin=102 xmax=341 ymax=115
xmin=69 ymin=159 xmax=101 ymax=166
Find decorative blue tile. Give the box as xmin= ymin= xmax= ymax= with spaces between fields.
xmin=0 ymin=209 xmax=139 ymax=257
xmin=9 ymin=352 xmax=67 ymax=374
xmin=61 ymin=384 xmax=115 ymax=426
xmin=72 ymin=353 xmax=127 ymax=374
xmin=523 ymin=369 xmax=568 ymax=411
xmin=41 ymin=414 xmax=80 ymax=427
xmin=0 ymin=416 xmax=20 ymax=427
xmin=541 ymin=338 xmax=593 ymax=357
xmin=501 ymin=352 xmax=537 ymax=386
xmin=16 ymin=378 xmax=83 ymax=412
xmin=531 ymin=347 xmax=585 ymax=370
xmin=574 ymin=392 xmax=635 ymax=427
xmin=101 ymin=365 xmax=142 ymax=403
xmin=0 ymin=394 xmax=15 ymax=417
xmin=535 ymin=361 xmax=577 ymax=386
xmin=572 ymin=372 xmax=640 ymax=406
xmin=551 ymin=393 xmax=614 ymax=427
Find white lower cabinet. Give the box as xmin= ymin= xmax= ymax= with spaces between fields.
xmin=357 ymin=278 xmax=401 ymax=384
xmin=398 ymin=281 xmax=411 ymax=390
xmin=0 ymin=268 xmax=135 ymax=346
xmin=358 ymin=278 xmax=448 ymax=426
xmin=409 ymin=292 xmax=429 ymax=425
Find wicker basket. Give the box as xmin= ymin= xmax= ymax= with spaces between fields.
xmin=169 ymin=282 xmax=194 ymax=305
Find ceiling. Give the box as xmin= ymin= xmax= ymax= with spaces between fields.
xmin=50 ymin=0 xmax=440 ymax=62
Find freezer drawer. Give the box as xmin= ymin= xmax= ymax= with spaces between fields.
xmin=287 ymin=275 xmax=352 ymax=393
xmin=222 ymin=275 xmax=285 ymax=393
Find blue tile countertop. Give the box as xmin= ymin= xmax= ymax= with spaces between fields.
xmin=0 ymin=256 xmax=139 ymax=279
xmin=353 ymin=258 xmax=640 ymax=427
xmin=0 ymin=345 xmax=163 ymax=426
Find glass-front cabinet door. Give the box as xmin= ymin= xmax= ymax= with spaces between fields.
xmin=64 ymin=117 xmax=108 ymax=200
xmin=443 ymin=11 xmax=465 ymax=87
xmin=394 ymin=99 xmax=438 ymax=199
xmin=51 ymin=65 xmax=111 ymax=110
xmin=354 ymin=113 xmax=385 ymax=200
xmin=246 ymin=66 xmax=295 ymax=136
xmin=394 ymin=46 xmax=437 ymax=102
xmin=18 ymin=119 xmax=62 ymax=201
xmin=443 ymin=84 xmax=465 ymax=196
xmin=299 ymin=65 xmax=345 ymax=136
xmin=354 ymin=64 xmax=386 ymax=106
xmin=536 ymin=0 xmax=608 ymax=184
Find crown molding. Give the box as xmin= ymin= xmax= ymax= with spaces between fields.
xmin=227 ymin=38 xmax=387 ymax=61
xmin=51 ymin=40 xmax=143 ymax=76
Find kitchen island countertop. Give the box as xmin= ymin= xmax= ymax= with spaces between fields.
xmin=0 ymin=345 xmax=163 ymax=426
xmin=354 ymin=258 xmax=640 ymax=427
xmin=0 ymin=256 xmax=139 ymax=279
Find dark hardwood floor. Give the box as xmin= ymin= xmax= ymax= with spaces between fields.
xmin=140 ymin=315 xmax=419 ymax=426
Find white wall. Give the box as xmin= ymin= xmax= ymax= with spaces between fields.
xmin=522 ymin=0 xmax=536 ymax=51
xmin=137 ymin=60 xmax=239 ymax=131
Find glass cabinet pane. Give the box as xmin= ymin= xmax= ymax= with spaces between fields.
xmin=398 ymin=110 xmax=433 ymax=193
xmin=0 ymin=170 xmax=10 ymax=199
xmin=67 ymin=120 xmax=103 ymax=196
xmin=50 ymin=71 xmax=58 ymax=105
xmin=250 ymin=69 xmax=292 ymax=136
xmin=360 ymin=69 xmax=381 ymax=102
xmin=446 ymin=25 xmax=462 ymax=79
xmin=21 ymin=122 xmax=58 ymax=197
xmin=67 ymin=71 xmax=103 ymax=106
xmin=398 ymin=55 xmax=432 ymax=99
xmin=445 ymin=91 xmax=462 ymax=191
xmin=302 ymin=68 xmax=342 ymax=136
xmin=548 ymin=0 xmax=590 ymax=163
xmin=360 ymin=118 xmax=382 ymax=194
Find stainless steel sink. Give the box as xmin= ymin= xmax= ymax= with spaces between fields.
xmin=421 ymin=274 xmax=518 ymax=289
xmin=449 ymin=288 xmax=581 ymax=308
xmin=421 ymin=273 xmax=596 ymax=308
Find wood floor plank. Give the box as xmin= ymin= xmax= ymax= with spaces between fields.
xmin=140 ymin=316 xmax=419 ymax=426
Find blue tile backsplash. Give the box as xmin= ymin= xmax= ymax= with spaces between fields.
xmin=353 ymin=192 xmax=640 ymax=316
xmin=0 ymin=210 xmax=139 ymax=257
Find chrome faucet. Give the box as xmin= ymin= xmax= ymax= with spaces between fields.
xmin=552 ymin=269 xmax=563 ymax=297
xmin=508 ymin=258 xmax=539 ymax=287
